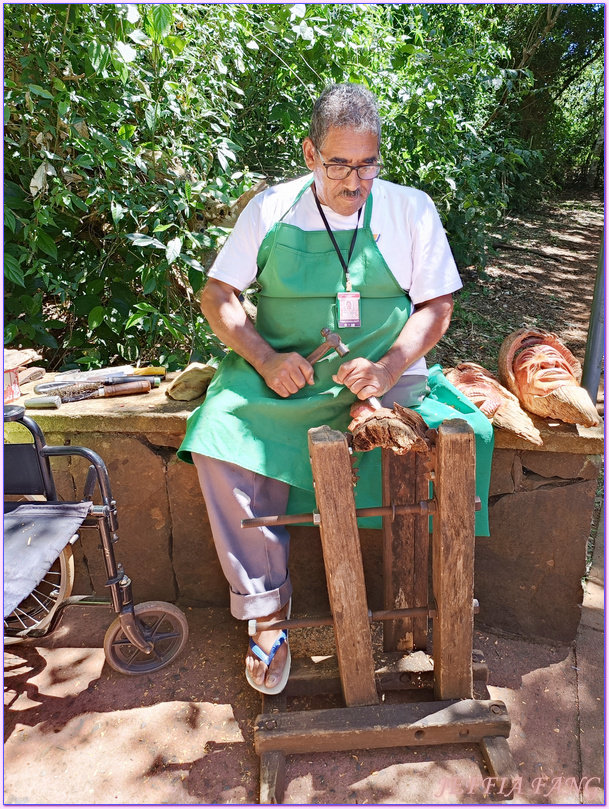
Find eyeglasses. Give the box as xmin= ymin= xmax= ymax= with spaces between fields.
xmin=317 ymin=150 xmax=383 ymax=180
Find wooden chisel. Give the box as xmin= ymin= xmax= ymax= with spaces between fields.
xmin=59 ymin=380 xmax=152 ymax=402
xmin=35 ymin=376 xmax=160 ymax=394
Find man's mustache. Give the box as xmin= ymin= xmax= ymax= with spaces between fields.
xmin=341 ymin=189 xmax=361 ymax=198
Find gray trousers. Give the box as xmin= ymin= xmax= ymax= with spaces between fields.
xmin=193 ymin=375 xmax=429 ymax=620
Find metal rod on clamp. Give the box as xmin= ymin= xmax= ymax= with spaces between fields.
xmin=248 ymin=599 xmax=480 ymax=634
xmin=242 ymin=500 xmax=435 ymax=529
xmin=249 ymin=605 xmax=437 ymax=634
xmin=242 ymin=511 xmax=320 ymax=528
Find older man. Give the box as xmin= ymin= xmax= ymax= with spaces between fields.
xmin=178 ymin=83 xmax=492 ymax=694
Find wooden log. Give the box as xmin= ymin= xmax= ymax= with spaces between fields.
xmin=382 ymin=449 xmax=431 ymax=653
xmin=283 ymin=652 xmax=488 ymax=697
xmin=351 ymin=404 xmax=430 ymax=454
xmin=254 ymin=699 xmax=510 ymax=755
xmin=382 ymin=448 xmax=415 ymax=652
xmin=308 ymin=426 xmax=379 ymax=707
xmin=432 ymin=420 xmax=476 ymax=700
xmin=413 ymin=453 xmax=431 ymax=649
xmin=259 ymin=693 xmax=287 ymax=804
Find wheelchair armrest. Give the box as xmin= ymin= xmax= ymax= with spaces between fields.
xmin=40 ymin=445 xmax=115 ymax=512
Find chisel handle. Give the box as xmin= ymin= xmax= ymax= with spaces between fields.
xmin=102 ymin=380 xmax=151 ymax=397
xmin=132 ymin=366 xmax=166 ymax=377
xmin=24 ymin=396 xmax=62 ymax=409
xmin=104 ymin=375 xmax=161 ymax=387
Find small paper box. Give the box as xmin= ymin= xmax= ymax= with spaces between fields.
xmin=4 ymin=367 xmax=21 ymax=403
xmin=4 ymin=348 xmax=42 ymax=403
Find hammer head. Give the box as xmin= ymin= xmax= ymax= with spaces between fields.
xmin=321 ymin=327 xmax=349 ymax=358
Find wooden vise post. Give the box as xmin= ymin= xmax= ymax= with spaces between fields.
xmin=308 ymin=424 xmax=379 ymax=707
xmin=431 ymin=418 xmax=476 ymax=700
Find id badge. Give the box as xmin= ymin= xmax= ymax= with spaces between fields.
xmin=337 ymin=291 xmax=361 ymax=328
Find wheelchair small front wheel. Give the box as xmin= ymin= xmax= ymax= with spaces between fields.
xmin=103 ymin=601 xmax=189 ymax=675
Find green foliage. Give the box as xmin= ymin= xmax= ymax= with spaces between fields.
xmin=4 ymin=3 xmax=260 ymax=368
xmin=4 ymin=3 xmax=602 ymax=369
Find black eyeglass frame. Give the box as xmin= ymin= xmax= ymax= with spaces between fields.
xmin=316 ymin=148 xmax=383 ymax=180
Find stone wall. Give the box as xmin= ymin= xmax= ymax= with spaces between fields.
xmin=6 ymin=379 xmax=603 ymax=644
xmin=479 ymin=447 xmax=601 ymax=643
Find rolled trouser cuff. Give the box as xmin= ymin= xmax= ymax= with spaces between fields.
xmin=230 ymin=576 xmax=293 ymax=621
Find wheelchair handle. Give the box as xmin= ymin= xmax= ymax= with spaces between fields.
xmin=4 ymin=404 xmax=26 ymax=422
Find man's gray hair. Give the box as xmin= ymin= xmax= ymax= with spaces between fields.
xmin=309 ymin=83 xmax=381 ymax=149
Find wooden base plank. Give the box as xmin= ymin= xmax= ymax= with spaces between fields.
xmin=254 ymin=699 xmax=510 ymax=755
xmin=479 ymin=735 xmax=518 ymax=793
xmin=259 ymin=693 xmax=286 ymax=804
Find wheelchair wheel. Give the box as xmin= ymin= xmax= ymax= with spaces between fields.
xmin=103 ymin=601 xmax=189 ymax=675
xmin=4 ymin=544 xmax=75 ymax=643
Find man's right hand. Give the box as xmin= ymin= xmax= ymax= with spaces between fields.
xmin=258 ymin=351 xmax=314 ymax=397
xmin=201 ymin=279 xmax=315 ymax=397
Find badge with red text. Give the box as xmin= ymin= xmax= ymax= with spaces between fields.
xmin=337 ymin=291 xmax=361 ymax=328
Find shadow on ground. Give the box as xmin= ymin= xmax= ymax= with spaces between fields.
xmin=4 ymin=605 xmax=602 ymax=804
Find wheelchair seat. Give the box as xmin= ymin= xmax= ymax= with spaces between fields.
xmin=4 ymin=500 xmax=91 ymax=618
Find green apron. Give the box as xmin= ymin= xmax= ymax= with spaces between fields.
xmin=178 ymin=179 xmax=493 ymax=535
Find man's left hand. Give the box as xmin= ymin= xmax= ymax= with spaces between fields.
xmin=333 ymin=357 xmax=394 ymax=401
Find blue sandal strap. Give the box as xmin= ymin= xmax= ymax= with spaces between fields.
xmin=249 ymin=631 xmax=287 ymax=667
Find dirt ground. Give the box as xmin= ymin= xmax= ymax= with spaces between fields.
xmin=431 ymin=192 xmax=604 ymax=407
xmin=3 ymin=600 xmax=604 ymax=805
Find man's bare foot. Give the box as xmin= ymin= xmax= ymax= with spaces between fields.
xmin=245 ymin=602 xmax=290 ymax=690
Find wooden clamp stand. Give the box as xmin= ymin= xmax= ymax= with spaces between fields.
xmin=255 ymin=420 xmax=516 ymax=803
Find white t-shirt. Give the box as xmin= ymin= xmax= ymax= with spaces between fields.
xmin=208 ymin=175 xmax=462 ymax=376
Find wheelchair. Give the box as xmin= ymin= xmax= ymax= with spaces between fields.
xmin=4 ymin=404 xmax=189 ymax=674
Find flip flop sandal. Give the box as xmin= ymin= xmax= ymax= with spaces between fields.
xmin=245 ymin=599 xmax=292 ymax=696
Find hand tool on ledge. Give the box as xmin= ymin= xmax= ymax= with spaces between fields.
xmin=53 ymin=365 xmax=166 ymax=382
xmin=26 ymin=380 xmax=152 ymax=406
xmin=24 ymin=395 xmax=63 ymax=410
xmin=63 ymin=380 xmax=152 ymax=401
xmin=34 ymin=376 xmax=161 ymax=395
xmin=18 ymin=366 xmax=46 ymax=386
xmin=306 ymin=327 xmax=382 ymax=410
xmin=132 ymin=366 xmax=166 ymax=378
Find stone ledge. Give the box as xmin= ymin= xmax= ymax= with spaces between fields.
xmin=493 ymin=414 xmax=603 ymax=454
xmin=12 ymin=374 xmax=605 ymax=455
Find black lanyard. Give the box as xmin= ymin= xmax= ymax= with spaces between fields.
xmin=313 ymin=184 xmax=362 ymax=292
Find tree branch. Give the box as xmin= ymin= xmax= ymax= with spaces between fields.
xmin=482 ymin=3 xmax=566 ymax=130
xmin=549 ymin=44 xmax=604 ymax=102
